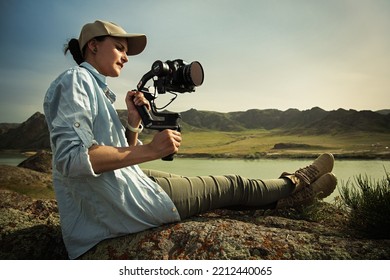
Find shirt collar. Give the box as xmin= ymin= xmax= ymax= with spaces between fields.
xmin=80 ymin=62 xmax=107 ymax=85
xmin=80 ymin=62 xmax=116 ymax=103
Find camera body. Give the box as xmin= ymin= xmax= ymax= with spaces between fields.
xmin=135 ymin=59 xmax=204 ymax=160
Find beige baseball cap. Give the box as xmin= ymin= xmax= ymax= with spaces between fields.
xmin=78 ymin=20 xmax=147 ymax=55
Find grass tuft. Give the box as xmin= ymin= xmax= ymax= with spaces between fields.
xmin=339 ymin=168 xmax=390 ymax=239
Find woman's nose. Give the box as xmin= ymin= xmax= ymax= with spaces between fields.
xmin=122 ymin=53 xmax=128 ymax=63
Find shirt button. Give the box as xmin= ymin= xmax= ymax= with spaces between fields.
xmin=172 ymin=207 xmax=177 ymax=212
xmin=74 ymin=122 xmax=80 ymax=128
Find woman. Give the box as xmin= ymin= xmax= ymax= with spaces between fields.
xmin=44 ymin=20 xmax=337 ymax=259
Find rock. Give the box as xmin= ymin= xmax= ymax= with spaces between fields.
xmin=1 ymin=165 xmax=389 ymax=260
xmin=80 ymin=207 xmax=390 ymax=260
xmin=0 ymin=190 xmax=67 ymax=259
xmin=18 ymin=150 xmax=52 ymax=173
xmin=0 ymin=165 xmax=53 ymax=199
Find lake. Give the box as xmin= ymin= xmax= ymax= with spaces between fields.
xmin=1 ymin=152 xmax=389 ymax=203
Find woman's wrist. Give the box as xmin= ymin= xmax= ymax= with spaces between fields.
xmin=126 ymin=122 xmax=143 ymax=133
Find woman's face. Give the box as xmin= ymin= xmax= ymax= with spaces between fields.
xmin=88 ymin=37 xmax=129 ymax=77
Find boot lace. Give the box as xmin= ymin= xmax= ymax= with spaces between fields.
xmin=294 ymin=165 xmax=319 ymax=185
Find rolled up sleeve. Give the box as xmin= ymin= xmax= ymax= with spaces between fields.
xmin=45 ymin=68 xmax=99 ymax=178
xmin=52 ymin=118 xmax=99 ymax=178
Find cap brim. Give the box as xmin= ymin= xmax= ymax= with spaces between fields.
xmin=111 ymin=33 xmax=147 ymax=55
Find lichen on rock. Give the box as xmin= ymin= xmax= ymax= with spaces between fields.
xmin=1 ymin=164 xmax=390 ymax=260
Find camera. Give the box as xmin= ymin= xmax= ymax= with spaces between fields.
xmin=134 ymin=59 xmax=204 ymax=160
xmin=137 ymin=59 xmax=204 ymax=93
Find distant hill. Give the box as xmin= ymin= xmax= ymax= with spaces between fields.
xmin=377 ymin=109 xmax=390 ymax=115
xmin=181 ymin=107 xmax=390 ymax=134
xmin=300 ymin=109 xmax=390 ymax=134
xmin=0 ymin=107 xmax=389 ymax=150
xmin=0 ymin=123 xmax=19 ymax=134
xmin=0 ymin=112 xmax=50 ymax=150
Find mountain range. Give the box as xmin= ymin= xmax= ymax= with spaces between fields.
xmin=179 ymin=107 xmax=390 ymax=133
xmin=0 ymin=107 xmax=389 ymax=150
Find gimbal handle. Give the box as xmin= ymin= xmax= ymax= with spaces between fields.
xmin=133 ymin=88 xmax=181 ymax=161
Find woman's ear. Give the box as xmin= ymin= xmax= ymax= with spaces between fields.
xmin=87 ymin=39 xmax=98 ymax=54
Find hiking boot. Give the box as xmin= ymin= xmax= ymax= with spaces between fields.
xmin=280 ymin=153 xmax=334 ymax=193
xmin=276 ymin=172 xmax=337 ymax=209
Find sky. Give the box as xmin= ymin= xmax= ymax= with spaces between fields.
xmin=0 ymin=0 xmax=389 ymax=123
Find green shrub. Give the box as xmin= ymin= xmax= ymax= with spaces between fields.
xmin=339 ymin=170 xmax=390 ymax=239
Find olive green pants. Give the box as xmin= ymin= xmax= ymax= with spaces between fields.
xmin=143 ymin=169 xmax=294 ymax=220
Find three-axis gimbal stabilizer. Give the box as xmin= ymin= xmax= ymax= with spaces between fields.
xmin=134 ymin=59 xmax=204 ymax=160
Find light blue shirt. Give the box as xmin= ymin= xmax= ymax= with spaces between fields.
xmin=43 ymin=62 xmax=180 ymax=259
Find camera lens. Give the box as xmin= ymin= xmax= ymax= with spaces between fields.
xmin=183 ymin=61 xmax=204 ymax=87
xmin=190 ymin=61 xmax=204 ymax=86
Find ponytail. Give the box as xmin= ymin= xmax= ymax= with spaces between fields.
xmin=64 ymin=38 xmax=84 ymax=65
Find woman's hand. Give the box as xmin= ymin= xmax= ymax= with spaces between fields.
xmin=125 ymin=90 xmax=151 ymax=127
xmin=125 ymin=90 xmax=182 ymax=159
xmin=148 ymin=129 xmax=182 ymax=158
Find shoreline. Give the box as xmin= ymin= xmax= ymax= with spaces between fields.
xmin=182 ymin=152 xmax=390 ymax=160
